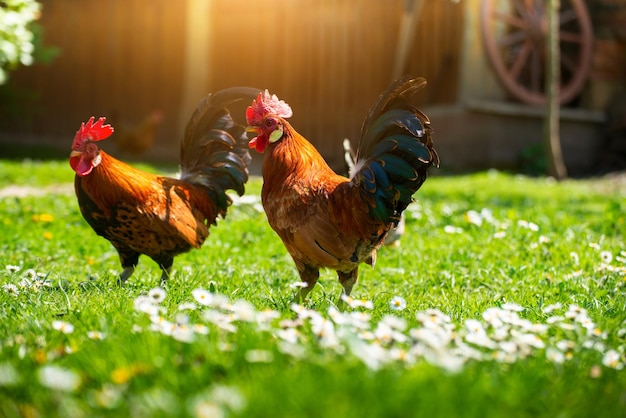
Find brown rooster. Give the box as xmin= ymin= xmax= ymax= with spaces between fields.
xmin=113 ymin=110 xmax=163 ymax=157
xmin=246 ymin=76 xmax=439 ymax=303
xmin=70 ymin=87 xmax=259 ymax=283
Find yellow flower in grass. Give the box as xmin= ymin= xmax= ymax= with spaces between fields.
xmin=43 ymin=232 xmax=53 ymax=240
xmin=111 ymin=363 xmax=150 ymax=384
xmin=32 ymin=213 xmax=54 ymax=223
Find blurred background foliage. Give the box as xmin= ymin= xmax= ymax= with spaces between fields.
xmin=0 ymin=0 xmax=59 ymax=85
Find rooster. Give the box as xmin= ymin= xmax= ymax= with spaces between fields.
xmin=246 ymin=75 xmax=439 ymax=303
xmin=70 ymin=87 xmax=259 ymax=284
xmin=113 ymin=110 xmax=163 ymax=157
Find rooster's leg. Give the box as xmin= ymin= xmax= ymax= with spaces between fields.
xmin=338 ymin=268 xmax=358 ymax=296
xmin=292 ymin=265 xmax=319 ymax=303
xmin=152 ymin=255 xmax=174 ymax=284
xmin=118 ymin=266 xmax=135 ymax=284
xmin=117 ymin=251 xmax=140 ymax=284
xmin=335 ymin=268 xmax=358 ymax=310
xmin=159 ymin=264 xmax=172 ymax=284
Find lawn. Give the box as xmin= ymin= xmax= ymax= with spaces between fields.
xmin=0 ymin=159 xmax=625 ymax=418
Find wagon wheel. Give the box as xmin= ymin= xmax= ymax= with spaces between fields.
xmin=481 ymin=0 xmax=593 ymax=105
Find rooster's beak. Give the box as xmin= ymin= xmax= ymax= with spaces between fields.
xmin=245 ymin=126 xmax=258 ymax=134
xmin=70 ymin=150 xmax=82 ymax=158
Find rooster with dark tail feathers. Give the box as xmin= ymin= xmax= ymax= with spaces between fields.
xmin=246 ymin=76 xmax=439 ymax=304
xmin=71 ymin=87 xmax=260 ymax=284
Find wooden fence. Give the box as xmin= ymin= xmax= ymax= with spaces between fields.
xmin=1 ymin=0 xmax=463 ymax=167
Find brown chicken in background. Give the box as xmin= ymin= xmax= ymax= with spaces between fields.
xmin=70 ymin=87 xmax=260 ymax=283
xmin=113 ymin=110 xmax=163 ymax=157
xmin=246 ymin=75 xmax=439 ymax=303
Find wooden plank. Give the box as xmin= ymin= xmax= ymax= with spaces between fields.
xmin=178 ymin=0 xmax=213 ymax=134
xmin=1 ymin=0 xmax=463 ymax=165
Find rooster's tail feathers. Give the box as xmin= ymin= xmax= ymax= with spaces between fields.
xmin=359 ymin=75 xmax=427 ymax=137
xmin=353 ymin=76 xmax=439 ymax=224
xmin=180 ymin=87 xmax=260 ymax=211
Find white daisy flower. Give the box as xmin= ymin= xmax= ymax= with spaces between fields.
xmin=374 ymin=322 xmax=408 ymax=345
xmin=410 ymin=326 xmax=453 ymax=349
xmin=416 ymin=309 xmax=452 ymax=328
xmin=518 ymin=220 xmax=539 ymax=231
xmin=600 ymin=251 xmax=613 ymax=264
xmin=465 ymin=210 xmax=483 ymax=226
xmin=192 ymin=324 xmax=209 ymax=335
xmin=52 ymin=320 xmax=74 ymax=334
xmin=349 ymin=312 xmax=372 ymax=329
xmin=289 ymin=281 xmax=309 ymax=289
xmin=0 ymin=363 xmax=20 ymax=386
xmin=482 ymin=308 xmax=505 ymax=328
xmin=148 ymin=287 xmax=166 ymax=304
xmin=171 ymin=324 xmax=195 ymax=343
xmin=542 ymin=303 xmax=563 ymax=314
xmin=38 ymin=366 xmax=80 ymax=392
xmin=203 ymin=311 xmax=237 ymax=333
xmin=556 ymin=340 xmax=576 ymax=352
xmin=512 ymin=331 xmax=544 ymax=349
xmin=389 ymin=296 xmax=407 ymax=311
xmin=501 ymin=303 xmax=524 ymax=312
xmin=87 ymin=331 xmax=105 ymax=340
xmin=5 ymin=265 xmax=20 ymax=273
xmin=380 ymin=314 xmax=407 ymax=331
xmin=209 ymin=385 xmax=247 ymax=413
xmin=546 ymin=348 xmax=565 ymax=364
xmin=464 ymin=320 xmax=497 ymax=349
xmin=340 ymin=295 xmax=374 ymax=309
xmin=276 ymin=328 xmax=300 ymax=344
xmin=192 ymin=288 xmax=214 ymax=306
xmin=602 ymin=350 xmax=624 ymax=370
xmin=256 ymin=309 xmax=281 ymax=326
xmin=229 ymin=300 xmax=257 ymax=322
xmin=480 ymin=208 xmax=497 ymax=225
xmin=2 ymin=284 xmax=19 ymax=296
xmin=444 ymin=225 xmax=463 ymax=234
xmin=133 ymin=296 xmax=163 ymax=316
xmin=310 ymin=316 xmax=339 ymax=348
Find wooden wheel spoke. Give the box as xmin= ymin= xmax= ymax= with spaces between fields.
xmin=530 ymin=48 xmax=542 ymax=92
xmin=498 ymin=29 xmax=529 ymax=47
xmin=559 ymin=8 xmax=577 ymax=25
xmin=559 ymin=31 xmax=582 ymax=44
xmin=492 ymin=12 xmax=527 ymax=30
xmin=560 ymin=52 xmax=578 ymax=74
xmin=512 ymin=0 xmax=531 ymax=21
xmin=524 ymin=0 xmax=541 ymax=19
xmin=481 ymin=0 xmax=592 ymax=105
xmin=509 ymin=40 xmax=533 ymax=78
xmin=513 ymin=0 xmax=537 ymax=20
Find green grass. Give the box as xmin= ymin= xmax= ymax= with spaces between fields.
xmin=0 ymin=162 xmax=625 ymax=418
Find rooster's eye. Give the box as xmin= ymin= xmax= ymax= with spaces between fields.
xmin=85 ymin=142 xmax=99 ymax=154
xmin=265 ymin=118 xmax=275 ymax=127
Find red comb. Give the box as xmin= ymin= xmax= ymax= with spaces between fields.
xmin=72 ymin=117 xmax=114 ymax=149
xmin=246 ymin=90 xmax=293 ymax=125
